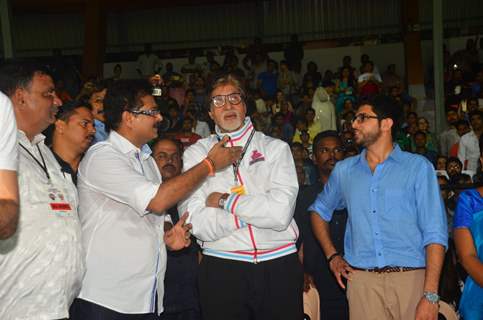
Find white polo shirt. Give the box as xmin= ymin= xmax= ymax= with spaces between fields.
xmin=77 ymin=131 xmax=167 ymax=314
xmin=458 ymin=130 xmax=480 ymax=172
xmin=0 ymin=92 xmax=18 ymax=171
xmin=0 ymin=131 xmax=84 ymax=320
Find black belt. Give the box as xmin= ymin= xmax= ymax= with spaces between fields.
xmin=351 ymin=266 xmax=425 ymax=274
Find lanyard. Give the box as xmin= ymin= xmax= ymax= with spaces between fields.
xmin=232 ymin=130 xmax=255 ymax=184
xmin=19 ymin=143 xmax=51 ymax=181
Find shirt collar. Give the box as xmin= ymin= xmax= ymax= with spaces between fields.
xmin=215 ymin=117 xmax=254 ymax=145
xmin=94 ymin=119 xmax=105 ymax=130
xmin=108 ymin=130 xmax=152 ymax=160
xmin=17 ymin=130 xmax=45 ymax=147
xmin=357 ymin=143 xmax=403 ymax=167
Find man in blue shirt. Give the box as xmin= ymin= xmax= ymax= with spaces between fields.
xmin=257 ymin=60 xmax=278 ymax=100
xmin=310 ymin=95 xmax=447 ymax=320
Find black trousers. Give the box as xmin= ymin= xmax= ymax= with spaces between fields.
xmin=159 ymin=309 xmax=200 ymax=320
xmin=69 ymin=298 xmax=159 ymax=320
xmin=198 ymin=253 xmax=304 ymax=320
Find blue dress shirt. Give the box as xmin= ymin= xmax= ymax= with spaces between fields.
xmin=309 ymin=144 xmax=448 ymax=268
xmin=93 ymin=119 xmax=108 ymax=144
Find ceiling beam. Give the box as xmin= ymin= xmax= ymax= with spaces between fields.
xmin=12 ymin=0 xmax=257 ymax=14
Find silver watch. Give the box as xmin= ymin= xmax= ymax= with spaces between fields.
xmin=423 ymin=291 xmax=440 ymax=304
xmin=218 ymin=195 xmax=228 ymax=209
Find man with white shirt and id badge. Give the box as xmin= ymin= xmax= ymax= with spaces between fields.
xmin=180 ymin=73 xmax=303 ymax=320
xmin=0 ymin=62 xmax=84 ymax=320
xmin=69 ymin=79 xmax=241 ymax=320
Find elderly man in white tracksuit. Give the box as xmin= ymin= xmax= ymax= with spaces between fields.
xmin=180 ymin=73 xmax=303 ymax=320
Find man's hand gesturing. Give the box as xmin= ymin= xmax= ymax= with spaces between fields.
xmin=164 ymin=212 xmax=192 ymax=251
xmin=207 ymin=136 xmax=242 ymax=171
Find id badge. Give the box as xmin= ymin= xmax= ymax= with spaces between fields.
xmin=230 ymin=185 xmax=246 ymax=195
xmin=47 ymin=186 xmax=73 ymax=216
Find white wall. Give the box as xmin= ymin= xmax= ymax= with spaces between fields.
xmin=103 ymin=35 xmax=475 ymax=83
xmin=103 ymin=43 xmax=406 ymax=80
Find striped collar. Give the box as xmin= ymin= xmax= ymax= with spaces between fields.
xmin=215 ymin=117 xmax=254 ymax=145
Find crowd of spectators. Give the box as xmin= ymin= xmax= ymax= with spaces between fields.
xmin=1 ymin=34 xmax=483 ymax=319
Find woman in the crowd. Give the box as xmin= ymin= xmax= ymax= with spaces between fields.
xmin=272 ymin=89 xmax=294 ymax=122
xmin=413 ymin=116 xmax=437 ymax=152
xmin=334 ymin=66 xmax=356 ymax=114
xmin=453 ymin=135 xmax=483 ymax=319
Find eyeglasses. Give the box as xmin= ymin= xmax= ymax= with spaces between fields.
xmin=351 ymin=113 xmax=379 ymax=124
xmin=211 ymin=93 xmax=243 ymax=108
xmin=129 ymin=109 xmax=161 ymax=117
xmin=317 ymin=147 xmax=345 ymax=154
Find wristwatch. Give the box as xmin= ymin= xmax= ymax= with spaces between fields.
xmin=218 ymin=193 xmax=229 ymax=209
xmin=423 ymin=291 xmax=440 ymax=304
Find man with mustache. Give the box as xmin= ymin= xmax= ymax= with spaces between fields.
xmin=0 ymin=63 xmax=83 ymax=320
xmin=70 ymin=79 xmax=240 ymax=319
xmin=180 ymin=73 xmax=303 ymax=320
xmin=152 ymin=137 xmax=201 ymax=320
xmin=294 ymin=130 xmax=348 ymax=319
xmin=310 ymin=95 xmax=448 ymax=320
xmin=50 ymin=100 xmax=96 ymax=185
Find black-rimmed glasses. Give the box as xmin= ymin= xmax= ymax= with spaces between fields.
xmin=129 ymin=109 xmax=161 ymax=117
xmin=211 ymin=93 xmax=243 ymax=108
xmin=351 ymin=113 xmax=379 ymax=124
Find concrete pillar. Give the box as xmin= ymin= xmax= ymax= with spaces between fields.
xmin=401 ymin=0 xmax=425 ymax=100
xmin=433 ymin=0 xmax=445 ymax=135
xmin=0 ymin=0 xmax=14 ymax=59
xmin=82 ymin=0 xmax=106 ymax=79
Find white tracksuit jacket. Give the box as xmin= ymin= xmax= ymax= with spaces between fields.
xmin=179 ymin=118 xmax=299 ymax=263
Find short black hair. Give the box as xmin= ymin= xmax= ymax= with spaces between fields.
xmin=358 ymin=94 xmax=402 ymax=140
xmin=413 ymin=130 xmax=427 ymax=139
xmin=291 ymin=142 xmax=304 ymax=151
xmin=103 ymin=79 xmax=153 ymax=132
xmin=56 ymin=100 xmax=92 ymax=122
xmin=305 ymin=107 xmax=315 ymax=114
xmin=152 ymin=136 xmax=184 ymax=155
xmin=312 ymin=130 xmax=343 ymax=153
xmin=455 ymin=119 xmax=469 ymax=127
xmin=0 ymin=62 xmax=52 ymax=97
xmin=447 ymin=157 xmax=463 ymax=169
xmin=295 ymin=117 xmax=308 ymax=126
xmin=406 ymin=111 xmax=418 ymax=118
xmin=273 ymin=112 xmax=285 ymax=121
xmin=468 ymin=110 xmax=483 ymax=120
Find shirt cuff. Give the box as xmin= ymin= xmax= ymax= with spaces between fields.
xmin=0 ymin=158 xmax=18 ymax=171
xmin=136 ymin=182 xmax=160 ymax=216
xmin=224 ymin=192 xmax=242 ymax=214
xmin=308 ymin=201 xmax=332 ymax=222
xmin=223 ymin=193 xmax=247 ymax=228
xmin=422 ymin=232 xmax=448 ymax=250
